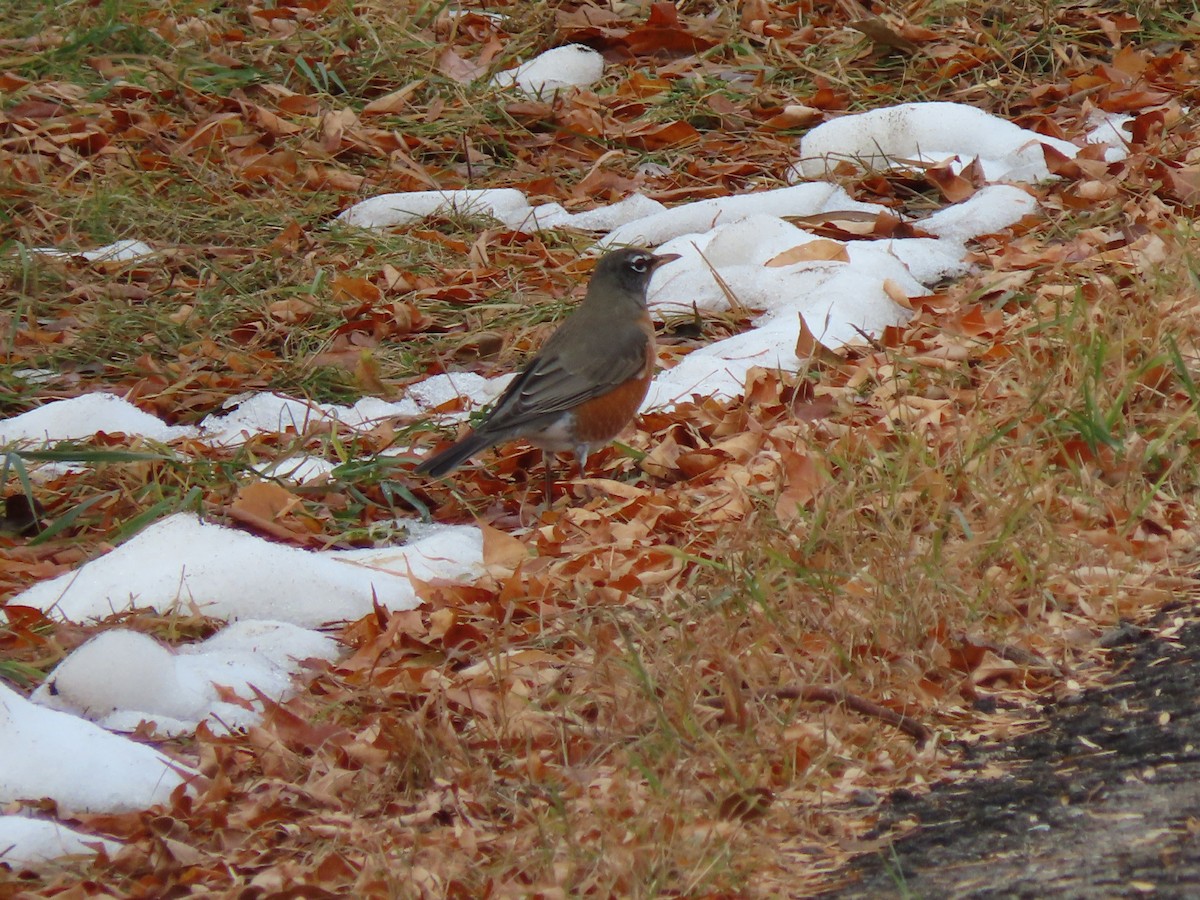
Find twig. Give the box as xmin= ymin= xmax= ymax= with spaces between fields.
xmin=693 ymin=243 xmax=748 ymax=313
xmin=764 ymin=684 xmax=934 ymax=746
xmin=953 ymin=631 xmax=1066 ymax=678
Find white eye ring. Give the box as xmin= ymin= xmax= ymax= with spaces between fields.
xmin=630 ymin=256 xmax=650 ymax=272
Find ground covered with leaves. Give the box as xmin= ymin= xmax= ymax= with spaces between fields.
xmin=4 ymin=0 xmax=1200 ymax=896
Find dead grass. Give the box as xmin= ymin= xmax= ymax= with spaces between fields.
xmin=4 ymin=0 xmax=1200 ymax=895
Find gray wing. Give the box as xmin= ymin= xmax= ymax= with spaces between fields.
xmin=477 ymin=319 xmax=650 ymax=436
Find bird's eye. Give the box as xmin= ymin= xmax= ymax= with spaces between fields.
xmin=630 ymin=255 xmax=650 ymax=272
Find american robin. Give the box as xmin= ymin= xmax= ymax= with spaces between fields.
xmin=415 ymin=247 xmax=679 ymax=489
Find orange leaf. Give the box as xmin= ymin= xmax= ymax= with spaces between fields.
xmin=1110 ymin=44 xmax=1149 ymax=77
xmin=622 ymin=3 xmax=717 ymax=57
xmin=766 ymin=240 xmax=849 ymax=267
xmin=925 ymin=157 xmax=982 ymax=203
xmin=331 ymin=275 xmax=382 ymax=304
xmin=640 ymin=432 xmax=683 ymax=479
xmin=247 ymin=103 xmax=302 ymax=137
xmin=795 ymin=313 xmax=845 ymax=367
xmin=276 ymin=93 xmax=320 ymax=115
xmin=620 ymin=119 xmax=700 ymax=150
xmin=622 ymin=71 xmax=671 ymax=97
xmin=354 ymin=351 xmax=388 ymax=396
xmin=760 ymin=104 xmax=823 ymax=130
xmin=774 ymin=450 xmax=825 ymax=524
xmin=231 ymin=481 xmax=300 ymax=522
xmin=883 ymin=278 xmax=913 ymax=310
xmin=481 ymin=522 xmax=527 ymax=573
xmin=267 ymin=297 xmax=317 ymax=324
xmin=361 ymin=82 xmax=421 ymax=116
xmin=438 ymin=47 xmax=486 ymax=84
xmin=1160 ymin=164 xmax=1200 ymax=206
xmin=429 ymin=607 xmax=456 ymax=640
xmin=849 ymin=17 xmax=920 ymax=54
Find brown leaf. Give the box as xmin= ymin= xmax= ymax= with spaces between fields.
xmin=849 ymin=18 xmax=920 ymax=54
xmin=231 ymin=481 xmax=301 ymax=522
xmin=354 ymin=351 xmax=388 ymax=396
xmin=7 ymin=99 xmax=68 ymax=119
xmin=0 ymin=72 xmax=30 ymax=92
xmin=481 ymin=522 xmax=527 ymax=574
xmin=760 ymin=104 xmax=823 ymax=130
xmin=331 ymin=275 xmax=382 ymax=304
xmin=1154 ymin=162 xmax=1200 ymax=207
xmin=718 ymin=787 xmax=774 ymax=821
xmin=244 ymin=102 xmax=302 ymax=137
xmin=639 ymin=431 xmax=684 ymax=478
xmin=621 ymin=3 xmax=717 ymax=58
xmin=276 ymin=93 xmax=320 ymax=116
xmin=621 ymin=70 xmax=671 ymax=98
xmin=268 ymin=220 xmax=306 ymax=254
xmin=882 ymin=278 xmax=913 ymax=310
xmin=971 ymin=650 xmax=1025 ymax=687
xmin=320 ymin=107 xmax=358 ymax=151
xmin=774 ymin=449 xmax=825 ymax=524
xmin=795 ymin=312 xmax=845 ymax=367
xmin=620 ymin=119 xmax=700 ymax=150
xmin=361 ymin=81 xmax=422 ymax=116
xmin=766 ymin=240 xmax=850 ymax=267
xmin=925 ymin=156 xmax=983 ymax=203
xmin=266 ymin=297 xmax=317 ymax=324
xmin=438 ymin=47 xmax=486 ymax=84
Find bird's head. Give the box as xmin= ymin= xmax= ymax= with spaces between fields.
xmin=588 ymin=247 xmax=681 ymax=300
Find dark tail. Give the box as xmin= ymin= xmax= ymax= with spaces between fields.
xmin=414 ymin=431 xmax=495 ymax=477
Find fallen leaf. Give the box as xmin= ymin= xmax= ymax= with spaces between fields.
xmin=795 ymin=312 xmax=846 ymax=367
xmin=774 ymin=449 xmax=825 ymax=524
xmin=849 ymin=18 xmax=920 ymax=54
xmin=482 ymin=522 xmax=528 ymax=573
xmin=767 ymin=240 xmax=850 ymax=266
xmin=361 ymin=82 xmax=423 ymax=116
xmin=231 ymin=481 xmax=301 ymax=522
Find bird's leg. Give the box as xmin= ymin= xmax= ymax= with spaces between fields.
xmin=574 ymin=445 xmax=594 ymax=501
xmin=542 ymin=449 xmax=555 ymax=507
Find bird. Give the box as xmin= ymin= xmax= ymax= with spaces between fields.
xmin=415 ymin=247 xmax=679 ymax=494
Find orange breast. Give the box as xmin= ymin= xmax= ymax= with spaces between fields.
xmin=570 ymin=334 xmax=656 ymax=444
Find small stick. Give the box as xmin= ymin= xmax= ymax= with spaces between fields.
xmin=765 ymin=684 xmax=934 ymax=747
